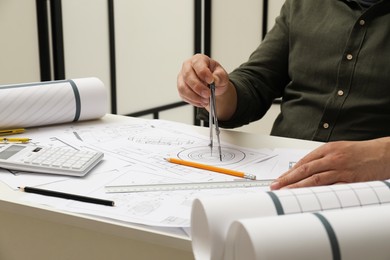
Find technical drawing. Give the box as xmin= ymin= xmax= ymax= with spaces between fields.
xmin=177 ymin=146 xmax=246 ymax=166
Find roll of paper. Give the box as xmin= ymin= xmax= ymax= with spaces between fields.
xmin=224 ymin=204 xmax=390 ymax=260
xmin=191 ymin=181 xmax=390 ymax=260
xmin=0 ymin=77 xmax=107 ymax=129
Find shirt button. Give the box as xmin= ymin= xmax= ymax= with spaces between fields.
xmin=337 ymin=90 xmax=344 ymax=96
xmin=323 ymin=123 xmax=329 ymax=129
xmin=346 ymin=54 xmax=353 ymax=60
xmin=359 ymin=20 xmax=365 ymax=26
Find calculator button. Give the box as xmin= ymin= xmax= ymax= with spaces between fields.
xmin=72 ymin=164 xmax=84 ymax=169
xmin=62 ymin=163 xmax=72 ymax=168
xmin=52 ymin=162 xmax=62 ymax=167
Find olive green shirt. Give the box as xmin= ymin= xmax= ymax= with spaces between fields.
xmin=199 ymin=0 xmax=390 ymax=142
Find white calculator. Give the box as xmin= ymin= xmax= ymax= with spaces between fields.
xmin=0 ymin=144 xmax=104 ymax=177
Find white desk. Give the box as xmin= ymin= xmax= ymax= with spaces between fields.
xmin=0 ymin=114 xmax=322 ymax=260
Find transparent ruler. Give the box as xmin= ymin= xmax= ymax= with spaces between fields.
xmin=105 ymin=179 xmax=274 ymax=193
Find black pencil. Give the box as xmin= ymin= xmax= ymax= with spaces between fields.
xmin=19 ymin=186 xmax=115 ymax=207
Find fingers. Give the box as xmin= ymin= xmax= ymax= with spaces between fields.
xmin=271 ymin=160 xmax=335 ymax=190
xmin=275 ymin=147 xmax=326 ymax=179
xmin=272 ymin=170 xmax=340 ymax=190
xmin=177 ymin=54 xmax=228 ymax=107
xmin=177 ymin=54 xmax=213 ymax=107
xmin=177 ymin=66 xmax=208 ymax=107
xmin=270 ymin=144 xmax=338 ymax=190
xmin=192 ymin=54 xmax=215 ymax=84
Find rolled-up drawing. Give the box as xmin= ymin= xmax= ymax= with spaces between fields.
xmin=224 ymin=204 xmax=390 ymax=260
xmin=0 ymin=77 xmax=107 ymax=129
xmin=191 ymin=192 xmax=276 ymax=260
xmin=191 ymin=181 xmax=390 ymax=260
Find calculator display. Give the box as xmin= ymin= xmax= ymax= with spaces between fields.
xmin=0 ymin=145 xmax=25 ymax=160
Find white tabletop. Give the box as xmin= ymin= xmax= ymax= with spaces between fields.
xmin=0 ymin=114 xmax=323 ymax=260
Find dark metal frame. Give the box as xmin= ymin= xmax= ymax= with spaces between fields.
xmin=107 ymin=0 xmax=117 ymax=114
xmin=35 ymin=0 xmax=270 ymax=123
xmin=262 ymin=0 xmax=268 ymax=39
xmin=36 ymin=0 xmax=51 ymax=81
xmin=36 ymin=0 xmax=65 ymax=80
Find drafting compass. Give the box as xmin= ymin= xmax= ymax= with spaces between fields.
xmin=208 ymin=82 xmax=222 ymax=161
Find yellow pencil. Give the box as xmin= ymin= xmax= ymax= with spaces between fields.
xmin=0 ymin=137 xmax=31 ymax=143
xmin=0 ymin=128 xmax=25 ymax=136
xmin=165 ymin=157 xmax=256 ymax=180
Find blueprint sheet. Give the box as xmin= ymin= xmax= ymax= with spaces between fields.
xmin=0 ymin=116 xmax=306 ymax=228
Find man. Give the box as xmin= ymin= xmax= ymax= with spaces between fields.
xmin=177 ymin=0 xmax=390 ymax=189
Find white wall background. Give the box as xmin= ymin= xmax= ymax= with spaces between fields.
xmin=0 ymin=0 xmax=40 ymax=84
xmin=114 ymin=0 xmax=194 ymax=124
xmin=212 ymin=0 xmax=285 ymax=134
xmin=0 ymin=0 xmax=286 ymax=134
xmin=62 ymin=0 xmax=112 ymax=113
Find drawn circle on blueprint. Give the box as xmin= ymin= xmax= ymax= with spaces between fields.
xmin=177 ymin=146 xmax=246 ymax=166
